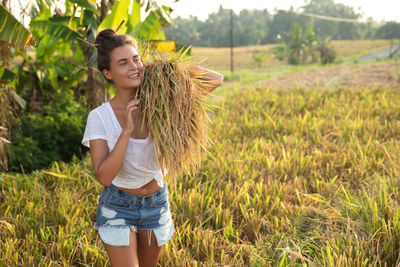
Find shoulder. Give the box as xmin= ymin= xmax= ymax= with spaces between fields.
xmin=85 ymin=103 xmax=112 ymax=129
xmin=88 ymin=102 xmax=108 ymax=119
xmin=90 ymin=102 xmax=108 ymax=114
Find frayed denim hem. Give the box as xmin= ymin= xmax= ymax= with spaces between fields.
xmin=95 ymin=220 xmax=174 ymax=247
xmin=96 ymin=225 xmax=137 ymax=247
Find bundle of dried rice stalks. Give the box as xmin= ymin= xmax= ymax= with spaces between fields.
xmin=137 ymin=55 xmax=213 ymax=180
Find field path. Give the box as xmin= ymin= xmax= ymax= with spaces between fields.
xmin=257 ymin=62 xmax=400 ymax=90
xmin=359 ymin=44 xmax=400 ymax=61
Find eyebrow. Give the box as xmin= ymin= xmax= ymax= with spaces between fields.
xmin=116 ymin=55 xmax=139 ymax=63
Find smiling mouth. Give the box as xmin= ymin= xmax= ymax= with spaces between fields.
xmin=128 ymin=73 xmax=140 ymax=79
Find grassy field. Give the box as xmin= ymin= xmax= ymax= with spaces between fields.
xmin=2 ymin=74 xmax=400 ymax=265
xmin=192 ymin=39 xmax=393 ymax=70
xmin=1 ymin=41 xmax=400 ymax=265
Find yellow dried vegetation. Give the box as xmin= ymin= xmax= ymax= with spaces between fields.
xmin=137 ymin=52 xmax=213 ymax=180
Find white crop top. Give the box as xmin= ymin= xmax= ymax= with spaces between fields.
xmin=81 ymin=102 xmax=165 ymax=189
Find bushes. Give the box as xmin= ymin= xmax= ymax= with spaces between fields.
xmin=7 ymin=98 xmax=88 ymax=172
xmin=250 ymin=52 xmax=269 ymax=68
xmin=275 ymin=22 xmax=337 ymax=65
xmin=318 ymin=38 xmax=337 ymax=65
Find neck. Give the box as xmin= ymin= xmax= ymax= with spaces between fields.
xmin=112 ymin=86 xmax=138 ymax=106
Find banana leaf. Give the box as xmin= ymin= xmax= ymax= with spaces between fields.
xmin=30 ymin=19 xmax=81 ymax=42
xmin=132 ymin=11 xmax=162 ymax=40
xmin=0 ymin=67 xmax=15 ymax=83
xmin=97 ymin=0 xmax=130 ymax=32
xmin=0 ymin=4 xmax=34 ymax=49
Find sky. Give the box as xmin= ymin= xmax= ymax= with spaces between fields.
xmin=163 ymin=0 xmax=400 ymax=23
xmin=10 ymin=0 xmax=400 ymax=28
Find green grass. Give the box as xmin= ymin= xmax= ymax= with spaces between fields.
xmin=2 ymin=83 xmax=400 ymax=265
xmin=212 ymin=64 xmax=318 ymax=99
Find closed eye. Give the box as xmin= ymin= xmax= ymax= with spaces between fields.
xmin=117 ymin=57 xmax=141 ymax=65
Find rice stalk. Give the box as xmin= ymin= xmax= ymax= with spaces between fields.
xmin=137 ymin=56 xmax=212 ymax=180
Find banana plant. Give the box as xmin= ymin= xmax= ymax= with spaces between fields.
xmin=28 ymin=0 xmax=110 ymax=109
xmin=27 ymin=0 xmax=177 ymax=109
xmin=275 ymin=22 xmax=319 ymax=65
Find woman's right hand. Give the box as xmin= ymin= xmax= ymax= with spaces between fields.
xmin=123 ymin=98 xmax=140 ymax=134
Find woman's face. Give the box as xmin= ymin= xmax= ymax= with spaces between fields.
xmin=103 ymin=44 xmax=144 ymax=89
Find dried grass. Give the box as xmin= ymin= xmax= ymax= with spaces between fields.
xmin=137 ymin=57 xmax=211 ymax=180
xmin=260 ymin=62 xmax=400 ymax=90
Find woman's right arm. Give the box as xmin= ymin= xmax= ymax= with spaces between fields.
xmin=88 ymin=99 xmax=139 ymax=186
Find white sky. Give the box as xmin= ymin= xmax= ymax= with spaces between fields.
xmin=10 ymin=0 xmax=400 ymax=28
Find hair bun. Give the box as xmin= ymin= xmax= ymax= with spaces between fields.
xmin=94 ymin=28 xmax=118 ymax=48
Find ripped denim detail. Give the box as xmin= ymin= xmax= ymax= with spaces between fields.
xmin=97 ymin=224 xmax=137 ymax=247
xmin=95 ymin=222 xmax=174 ymax=247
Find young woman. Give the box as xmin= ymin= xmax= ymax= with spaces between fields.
xmin=81 ymin=28 xmax=223 ymax=267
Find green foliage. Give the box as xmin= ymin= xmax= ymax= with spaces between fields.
xmin=250 ymin=51 xmax=268 ymax=67
xmin=166 ymin=2 xmax=377 ymax=47
xmin=275 ymin=23 xmax=337 ymax=65
xmin=11 ymin=44 xmax=87 ymax=116
xmin=302 ymin=0 xmax=361 ymax=39
xmin=267 ymin=9 xmax=311 ymax=44
xmin=375 ymin=21 xmax=400 ymax=39
xmin=318 ymin=38 xmax=337 ymax=64
xmin=98 ymin=0 xmax=173 ymax=41
xmin=70 ymin=0 xmax=97 ymax=12
xmin=165 ymin=6 xmax=272 ymax=47
xmin=23 ymin=0 xmax=175 ymax=106
xmin=98 ymin=0 xmax=133 ymax=32
xmin=275 ymin=22 xmax=318 ymax=65
xmin=0 ymin=4 xmax=33 ymax=49
xmin=7 ymin=97 xmax=88 ymax=172
xmin=0 ymin=67 xmax=16 ymax=83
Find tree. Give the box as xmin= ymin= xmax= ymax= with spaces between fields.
xmin=165 ymin=7 xmax=272 ymax=47
xmin=164 ymin=16 xmax=201 ymax=46
xmin=375 ymin=21 xmax=400 ymax=39
xmin=234 ymin=9 xmax=271 ymax=46
xmin=266 ymin=9 xmax=311 ymax=44
xmin=302 ymin=0 xmax=361 ymax=40
xmin=199 ymin=5 xmax=232 ymax=47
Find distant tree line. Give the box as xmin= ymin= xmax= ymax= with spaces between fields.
xmin=165 ymin=0 xmax=400 ymax=47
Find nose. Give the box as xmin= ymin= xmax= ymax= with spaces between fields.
xmin=128 ymin=59 xmax=138 ymax=69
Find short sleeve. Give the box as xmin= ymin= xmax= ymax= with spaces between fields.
xmin=81 ymin=110 xmax=108 ymax=148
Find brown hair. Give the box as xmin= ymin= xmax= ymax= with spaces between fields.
xmin=94 ymin=28 xmax=138 ymax=83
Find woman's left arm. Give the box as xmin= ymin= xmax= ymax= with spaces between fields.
xmin=189 ymin=65 xmax=224 ymax=93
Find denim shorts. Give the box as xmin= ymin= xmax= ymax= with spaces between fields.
xmin=95 ymin=183 xmax=174 ymax=247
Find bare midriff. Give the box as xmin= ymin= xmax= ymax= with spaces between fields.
xmin=116 ymin=178 xmax=165 ymax=196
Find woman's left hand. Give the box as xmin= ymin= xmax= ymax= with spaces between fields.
xmin=188 ymin=65 xmax=224 ymax=93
